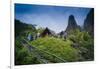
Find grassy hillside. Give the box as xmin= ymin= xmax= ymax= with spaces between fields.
xmin=15 ymin=20 xmax=94 ymax=65
xmin=30 ymin=36 xmax=80 ymax=62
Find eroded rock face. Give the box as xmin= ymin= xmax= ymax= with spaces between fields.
xmin=84 ymin=9 xmax=94 ymax=37
xmin=65 ymin=15 xmax=80 ymax=34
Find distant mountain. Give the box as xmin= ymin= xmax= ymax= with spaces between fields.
xmin=65 ymin=15 xmax=80 ymax=34
xmin=40 ymin=27 xmax=56 ymax=37
xmin=15 ymin=19 xmax=36 ymax=37
xmin=84 ymin=9 xmax=94 ymax=37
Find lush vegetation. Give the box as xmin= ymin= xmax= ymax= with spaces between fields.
xmin=15 ymin=20 xmax=94 ymax=65
xmin=67 ymin=29 xmax=94 ymax=61
xmin=30 ymin=36 xmax=80 ymax=62
xmin=15 ymin=37 xmax=42 ymax=65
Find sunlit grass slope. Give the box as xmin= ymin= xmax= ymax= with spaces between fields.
xmin=31 ymin=36 xmax=80 ymax=62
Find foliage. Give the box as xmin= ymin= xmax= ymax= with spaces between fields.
xmin=15 ymin=19 xmax=37 ymax=37
xmin=15 ymin=20 xmax=94 ymax=65
xmin=15 ymin=29 xmax=94 ymax=65
xmin=15 ymin=37 xmax=41 ymax=65
xmin=36 ymin=27 xmax=45 ymax=33
xmin=31 ymin=37 xmax=80 ymax=62
xmin=67 ymin=29 xmax=94 ymax=61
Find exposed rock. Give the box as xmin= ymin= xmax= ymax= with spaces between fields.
xmin=65 ymin=15 xmax=80 ymax=34
xmin=40 ymin=27 xmax=56 ymax=37
xmin=84 ymin=9 xmax=94 ymax=37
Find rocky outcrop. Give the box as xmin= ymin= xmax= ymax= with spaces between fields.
xmin=84 ymin=9 xmax=94 ymax=37
xmin=65 ymin=15 xmax=80 ymax=34
xmin=40 ymin=27 xmax=56 ymax=37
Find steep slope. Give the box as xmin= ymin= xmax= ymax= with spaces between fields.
xmin=65 ymin=15 xmax=80 ymax=34
xmin=84 ymin=9 xmax=94 ymax=37
xmin=15 ymin=19 xmax=36 ymax=37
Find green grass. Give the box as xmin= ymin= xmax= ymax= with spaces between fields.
xmin=15 ymin=31 xmax=94 ymax=65
xmin=30 ymin=36 xmax=80 ymax=62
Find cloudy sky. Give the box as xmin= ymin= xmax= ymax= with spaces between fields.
xmin=15 ymin=4 xmax=91 ymax=33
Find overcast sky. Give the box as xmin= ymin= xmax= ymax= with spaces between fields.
xmin=15 ymin=4 xmax=91 ymax=33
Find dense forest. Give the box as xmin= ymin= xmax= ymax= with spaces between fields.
xmin=15 ymin=9 xmax=94 ymax=65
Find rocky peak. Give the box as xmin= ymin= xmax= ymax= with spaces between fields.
xmin=84 ymin=8 xmax=94 ymax=36
xmin=65 ymin=15 xmax=79 ymax=33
